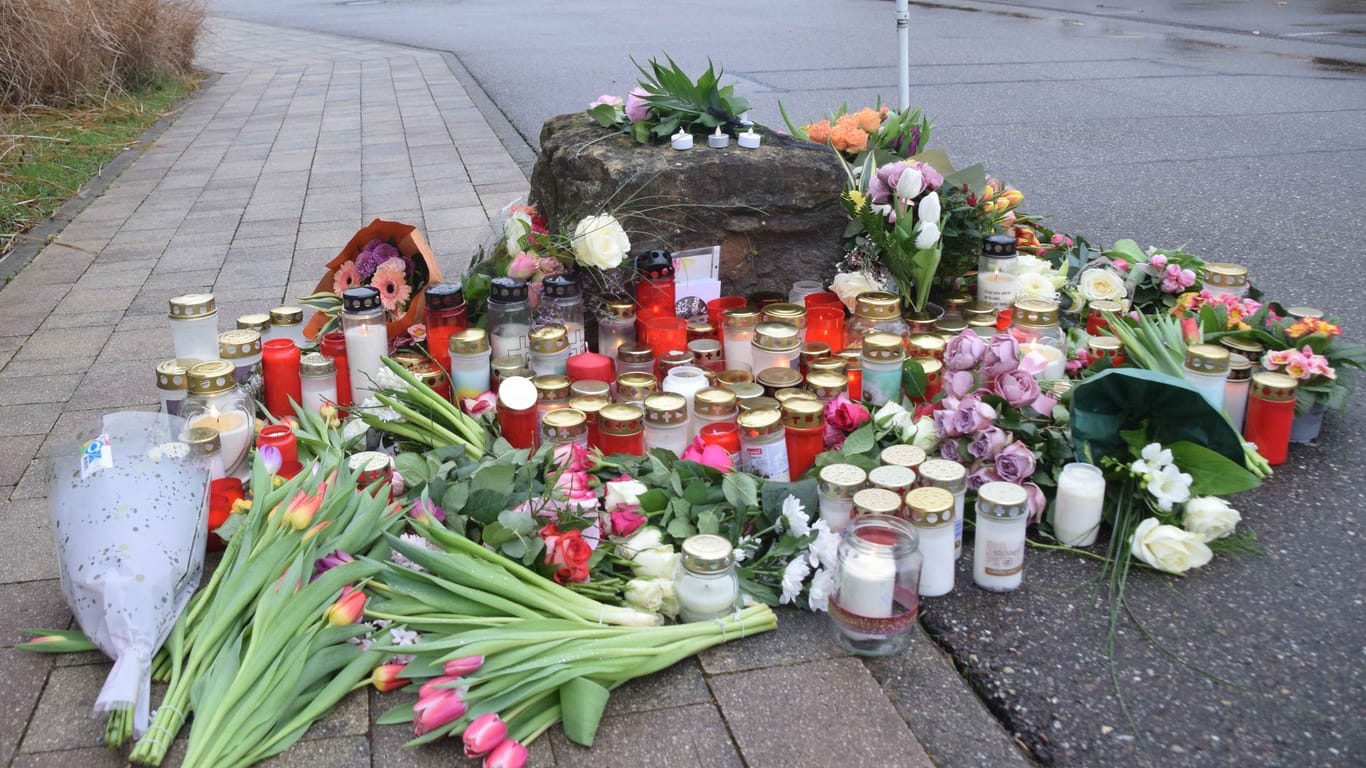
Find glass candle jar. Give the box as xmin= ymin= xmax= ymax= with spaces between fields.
xmin=1244 ymin=372 xmax=1297 ymax=466
xmin=762 ymin=303 xmax=807 ymax=339
xmin=708 ymin=296 xmax=747 ymax=328
xmin=663 ymin=365 xmax=711 ymax=440
xmin=396 ymin=352 xmax=451 ymax=402
xmin=846 ymin=292 xmax=905 ymax=352
xmin=181 ymin=360 xmax=254 ymax=477
xmin=262 ymin=338 xmax=303 ymax=417
xmin=646 ymin=315 xmax=688 ymax=367
xmin=738 ymin=408 xmax=789 ymax=481
xmin=905 ymin=487 xmax=956 ymax=597
xmin=774 ymin=387 xmax=818 ymax=407
xmin=940 ymin=291 xmax=973 ymax=320
xmin=449 ymin=328 xmax=492 ymax=401
xmin=804 ymin=291 xmax=843 ymax=310
xmin=693 ymin=386 xmax=739 ymax=435
xmin=837 ymin=350 xmax=863 ymax=400
xmin=1085 ymin=299 xmax=1125 ymax=336
xmin=917 ymin=459 xmax=966 ymax=559
xmin=818 ymin=463 xmax=866 ymax=531
xmin=1183 ymin=343 xmax=1231 ymax=411
xmin=184 ymin=427 xmax=226 ymax=481
xmin=806 ymin=371 xmax=847 ymax=403
xmin=658 ymin=349 xmax=696 ymax=378
xmin=218 ymin=329 xmax=263 ymax=401
xmin=341 ymin=287 xmax=386 ymax=403
xmin=861 ymin=333 xmax=905 ymax=406
xmin=968 ymin=316 xmax=999 ymax=339
xmin=1224 ymin=353 xmax=1252 ymax=432
xmin=800 ymin=341 xmax=832 ymax=375
xmin=615 ymin=344 xmax=655 ymax=376
xmin=542 ymin=273 xmax=586 ymax=354
xmin=267 ymin=306 xmax=307 ymax=348
xmin=742 ymin=395 xmax=781 ymax=413
xmin=788 ymin=280 xmax=824 ymax=305
xmin=424 ymin=283 xmax=468 ymax=374
xmin=492 ymin=356 xmax=532 ymax=386
xmin=934 ymin=317 xmax=968 ymax=341
xmin=913 ymin=359 xmax=944 ymax=405
xmin=1202 ymin=262 xmax=1249 ymax=298
xmin=533 ymin=374 xmax=571 ymax=429
xmin=904 ymin=335 xmax=944 ymax=363
xmin=300 ymin=352 xmax=337 ymax=414
xmin=853 ymin=488 xmax=902 ymax=520
xmin=756 ymin=367 xmax=802 ymax=398
xmin=973 ymin=481 xmax=1030 ymax=592
xmin=643 ymin=392 xmax=689 ymax=456
xmin=319 ymin=331 xmax=352 ymax=409
xmin=676 ymin=535 xmax=740 ymax=622
xmin=728 ymin=380 xmax=764 ymax=407
xmin=569 ymin=394 xmax=610 ymax=451
xmin=237 ymin=313 xmax=270 ymax=334
xmin=597 ymin=297 xmax=637 ymax=360
xmin=570 ymin=379 xmax=610 ymax=399
xmin=542 ymin=408 xmax=589 ymax=449
xmin=488 ymin=277 xmax=532 ymax=364
xmin=256 ymin=423 xmax=298 ymax=466
xmin=869 ymin=465 xmax=917 ymax=497
xmin=880 ymin=444 xmax=926 ymax=473
xmin=496 ymin=376 xmax=539 ymax=450
xmin=1053 ymin=462 xmax=1106 ymax=547
xmin=349 ymin=451 xmax=396 ymax=492
xmin=717 ymin=369 xmax=756 ymax=387
xmin=1087 ymin=336 xmax=1126 ymax=369
xmin=699 ymin=422 xmax=741 ymax=468
xmin=976 ymin=235 xmax=1019 ymax=310
xmin=782 ymin=398 xmax=825 ymax=479
xmin=168 ymin=293 xmax=219 ymax=362
xmin=599 ymin=403 xmax=645 ymax=456
xmin=722 ymin=307 xmax=761 ymax=371
xmin=808 ymin=357 xmax=847 ymax=376
xmin=529 ymin=324 xmax=571 ymax=377
xmin=634 ymin=250 xmax=677 ymax=339
xmin=156 ymin=359 xmax=190 ymax=416
xmin=687 ymin=321 xmax=717 ymax=343
xmin=687 ymin=339 xmax=725 ymax=373
xmin=616 ymin=372 xmax=658 ymax=405
xmin=828 ymin=515 xmax=922 ymax=656
xmin=1220 ymin=336 xmax=1264 ymax=368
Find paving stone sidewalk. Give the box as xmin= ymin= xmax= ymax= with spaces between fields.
xmin=0 ymin=17 xmax=1027 ymax=768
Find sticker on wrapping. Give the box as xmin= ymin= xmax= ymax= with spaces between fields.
xmin=81 ymin=435 xmax=114 ymax=479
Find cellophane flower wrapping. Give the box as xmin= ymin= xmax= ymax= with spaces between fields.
xmin=48 ymin=411 xmax=210 ymax=735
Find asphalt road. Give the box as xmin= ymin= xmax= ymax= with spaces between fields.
xmin=206 ymin=0 xmax=1366 ymax=764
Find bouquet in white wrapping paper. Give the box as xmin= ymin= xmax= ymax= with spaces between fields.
xmin=48 ymin=411 xmax=210 ymax=740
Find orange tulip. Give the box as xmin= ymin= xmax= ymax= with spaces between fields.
xmin=326 ymin=586 xmax=366 ymax=626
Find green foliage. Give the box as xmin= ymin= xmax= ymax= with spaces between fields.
xmin=632 ymin=55 xmax=750 ymax=140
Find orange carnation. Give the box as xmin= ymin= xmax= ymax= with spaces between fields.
xmin=831 ymin=124 xmax=869 ymax=154
xmin=805 ymin=120 xmax=832 ymax=144
xmin=853 ymin=108 xmax=881 ymax=133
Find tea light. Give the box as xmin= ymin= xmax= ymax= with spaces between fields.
xmin=708 ymin=126 xmax=729 ymax=148
xmin=671 ymin=131 xmax=693 ymax=151
xmin=738 ymin=128 xmax=761 ymax=149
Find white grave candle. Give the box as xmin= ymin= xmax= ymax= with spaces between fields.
xmin=1054 ymin=462 xmax=1106 ymax=547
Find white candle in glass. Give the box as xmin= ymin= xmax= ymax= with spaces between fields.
xmin=1020 ymin=342 xmax=1066 ymax=380
xmin=190 ymin=410 xmax=250 ymax=477
xmin=344 ymin=323 xmax=388 ymax=401
xmin=723 ymin=329 xmax=755 ymax=371
xmin=662 ymin=366 xmax=710 ymax=441
xmin=1054 ymin=462 xmax=1106 ymax=547
xmin=837 ymin=550 xmax=896 ymax=619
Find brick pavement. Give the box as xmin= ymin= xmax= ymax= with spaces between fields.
xmin=0 ymin=17 xmax=1025 ymax=768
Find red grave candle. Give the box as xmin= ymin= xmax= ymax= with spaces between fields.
xmin=424 ymin=283 xmax=468 ymax=377
xmin=567 ymin=352 xmax=615 ymax=383
xmin=320 ymin=331 xmax=352 ymax=409
xmin=256 ymin=424 xmax=298 ymax=464
xmin=782 ymin=399 xmax=826 ymax=479
xmin=496 ymin=376 xmax=540 ymax=450
xmin=598 ymin=403 xmax=645 ymax=456
xmin=1243 ymin=372 xmax=1297 ymax=466
xmin=806 ymin=306 xmax=847 ymax=353
xmin=262 ymin=338 xmax=302 ymax=418
xmin=646 ymin=316 xmax=688 ymax=371
xmin=804 ymin=292 xmax=843 ymax=310
xmin=635 ymin=250 xmax=677 ymax=341
xmin=707 ymin=296 xmax=748 ymax=328
xmin=838 ymin=351 xmax=863 ymax=401
xmin=699 ymin=421 xmax=742 ymax=468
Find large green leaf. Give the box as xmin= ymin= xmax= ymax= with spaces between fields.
xmin=1168 ymin=441 xmax=1262 ymax=496
xmin=559 ymin=677 xmax=612 ymax=746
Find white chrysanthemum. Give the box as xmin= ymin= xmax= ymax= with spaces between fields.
xmin=779 ymin=557 xmax=811 ymax=605
xmin=806 ymin=520 xmax=841 ymax=571
xmin=373 ymin=365 xmax=408 ymax=391
xmin=807 ymin=568 xmax=836 ymax=612
xmin=781 ymin=495 xmax=811 ymax=537
xmin=1015 ymin=270 xmax=1058 ymax=302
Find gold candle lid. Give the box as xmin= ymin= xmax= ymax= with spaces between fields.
xmin=967 ymin=316 xmax=999 ymax=334
xmin=806 ymin=371 xmax=847 ymax=401
xmin=801 ymin=341 xmax=832 ymax=363
xmin=694 ymin=387 xmax=738 ymax=417
xmin=869 ymin=464 xmax=917 ymax=495
xmin=491 ymin=355 xmax=529 ymax=378
xmin=780 ymin=397 xmax=824 ymax=429
xmin=1185 ymin=344 xmax=1230 ymax=375
xmin=600 ymin=297 xmax=636 ymax=319
xmin=643 ymin=392 xmax=688 ymax=427
xmin=568 ymin=394 xmax=611 ymax=416
xmin=905 ymin=486 xmax=956 ymax=527
xmin=1087 ymin=336 xmax=1123 ymax=356
xmin=762 ymin=303 xmax=807 ymax=328
xmin=533 ymin=374 xmax=571 ymax=403
xmin=615 ymin=372 xmax=658 ymax=402
xmin=571 ymin=379 xmax=611 ymax=398
xmin=687 ymin=339 xmax=723 ymax=365
xmin=740 ymin=396 xmax=781 ymax=413
xmin=854 ymin=291 xmax=900 ymax=320
xmin=1285 ymin=306 xmax=1324 ymax=320
xmin=183 ymin=427 xmax=221 ymax=457
xmin=1011 ymin=298 xmax=1059 ymax=328
xmin=600 ymin=403 xmax=644 ymax=436
xmin=736 ymin=408 xmax=783 ymax=438
xmin=616 ymin=343 xmax=654 ymax=365
xmin=729 ymin=381 xmax=765 ymax=402
xmin=542 ymin=408 xmax=588 ymax=441
xmin=977 ymin=481 xmax=1029 ymax=521
xmin=156 ymin=359 xmax=189 ymax=391
xmin=775 ymin=387 xmax=819 ymax=405
xmin=1227 ymin=353 xmax=1252 ymax=382
xmin=449 ymin=328 xmax=489 ymax=355
xmin=852 ymin=487 xmax=902 ymax=516
xmin=218 ymin=329 xmax=262 ymax=360
xmin=918 ymin=458 xmax=965 ymax=493
xmin=269 ymin=306 xmax=304 ymax=326
xmin=934 ymin=317 xmax=968 ymax=336
xmin=919 ymin=359 xmax=944 ymax=385
xmin=687 ymin=321 xmax=717 ymax=339
xmin=236 ymin=313 xmax=271 ymax=332
xmin=681 ymin=534 xmax=734 ymax=574
xmin=818 ymin=463 xmax=867 ymax=499
xmin=880 ymin=444 xmax=926 ymax=469
xmin=1220 ymin=336 xmax=1263 ymax=360
xmin=187 ymin=360 xmax=236 ymax=395
xmin=808 ymin=357 xmax=847 ymax=375
xmin=301 ymin=351 xmax=335 ymax=376
xmin=756 ymin=366 xmax=804 ymax=394
xmin=717 ymin=369 xmax=755 ymax=386
xmin=907 ymin=334 xmax=946 ymax=360
xmin=723 ymin=307 xmax=761 ymax=329
xmin=1088 ymin=299 xmax=1126 ymax=315
xmin=962 ymin=301 xmax=997 ymax=319
xmin=169 ymin=293 xmax=216 ymax=319
xmin=1250 ymin=371 xmax=1297 ymax=402
xmin=753 ymin=321 xmax=801 ymax=351
xmin=862 ymin=333 xmax=905 ymax=362
xmin=529 ymin=324 xmax=569 ymax=354
xmin=1203 ymin=262 xmax=1249 ymax=288
xmin=836 ymin=349 xmax=862 ymax=371
xmin=659 ymin=350 xmax=696 ymax=374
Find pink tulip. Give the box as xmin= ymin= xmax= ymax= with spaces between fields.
xmin=418 ymin=675 xmax=464 ymax=700
xmin=462 ymin=391 xmax=497 ymax=416
xmin=463 ymin=712 xmax=509 ymax=758
xmin=413 ymin=688 xmax=467 ymax=736
xmin=484 ymin=738 xmax=529 ymax=768
xmin=325 ymin=586 xmax=366 ymax=626
xmin=443 ymin=656 xmax=485 ymax=677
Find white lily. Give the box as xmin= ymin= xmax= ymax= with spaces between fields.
xmin=1146 ymin=464 xmax=1193 ymax=512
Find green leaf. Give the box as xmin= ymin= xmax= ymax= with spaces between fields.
xmin=722 ymin=472 xmax=759 ymax=509
xmin=636 ymin=489 xmax=670 ymax=514
xmin=696 ymin=508 xmax=721 ymax=535
xmin=586 ymin=103 xmax=619 ymax=128
xmin=463 ymin=489 xmax=509 ymax=526
xmin=842 ymin=424 xmax=876 ymax=456
xmin=1104 ymin=239 xmax=1147 ymax=265
xmin=472 ymin=464 xmax=515 ymax=494
xmin=560 ymin=678 xmax=612 ymax=746
xmin=394 ymin=452 xmax=431 ymax=486
xmin=667 ymin=517 xmax=696 ymax=540
xmin=15 ymin=628 xmax=97 ymax=654
xmin=1168 ymin=441 xmax=1262 ymax=496
xmin=683 ymin=479 xmax=711 ymax=505
xmin=441 ymin=483 xmax=469 ymax=515
xmin=901 ymin=359 xmax=929 ymax=400
xmin=498 ymin=506 xmax=536 ymax=535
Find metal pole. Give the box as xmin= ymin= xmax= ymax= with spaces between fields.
xmin=896 ymin=0 xmax=910 ymax=111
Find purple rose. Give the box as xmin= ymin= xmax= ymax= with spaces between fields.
xmin=993 ymin=441 xmax=1037 ymax=484
xmin=968 ymin=426 xmax=1010 ymax=461
xmin=933 ymin=407 xmax=960 ymax=438
xmin=943 ymin=370 xmax=976 ymax=400
xmin=993 ymin=369 xmax=1041 ymax=408
xmin=940 ymin=438 xmax=965 ymax=463
xmin=981 ymin=334 xmax=1021 ymax=379
xmin=866 ymin=160 xmax=946 ymax=206
xmin=944 ymin=331 xmax=986 ymax=372
xmin=966 ymin=463 xmax=1001 ymax=491
xmin=952 ymin=396 xmax=996 ymax=435
xmin=625 ymin=87 xmax=651 ymax=123
xmin=1023 ymin=481 xmax=1046 ymax=525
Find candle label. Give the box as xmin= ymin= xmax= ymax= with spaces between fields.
xmin=983 ymin=539 xmax=1024 ymax=576
xmin=80 ymin=434 xmax=114 ymax=479
xmin=978 ymin=275 xmax=1017 ymax=310
xmin=742 ymin=442 xmax=790 ymax=481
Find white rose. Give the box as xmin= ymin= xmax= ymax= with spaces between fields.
xmin=830 ymin=271 xmax=883 ymax=311
xmin=1015 ymin=254 xmax=1050 ymax=276
xmin=1078 ymin=268 xmax=1127 ymax=303
xmin=906 ymin=415 xmax=940 ymax=452
xmin=604 ymin=478 xmax=649 ymax=512
xmin=571 ymin=214 xmax=630 ymax=270
xmin=631 ymin=546 xmax=681 ymax=580
xmin=1130 ymin=518 xmax=1213 ymax=574
xmin=623 ymin=578 xmax=664 ymax=613
xmin=615 ymin=525 xmax=663 ymax=559
xmin=504 ymin=211 xmax=532 ymax=255
xmin=1015 ymin=270 xmax=1059 ymax=302
xmin=1182 ymin=497 xmax=1241 ymax=542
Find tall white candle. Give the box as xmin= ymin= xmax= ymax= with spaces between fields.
xmin=1054 ymin=462 xmax=1106 ymax=547
xmin=977 ymin=272 xmax=1017 ymax=310
xmin=973 ymin=515 xmax=1027 ymax=591
xmin=344 ymin=323 xmax=388 ymax=401
xmin=916 ymin=524 xmax=956 ymax=597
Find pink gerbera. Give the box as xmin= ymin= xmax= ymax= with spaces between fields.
xmin=370 ymin=257 xmax=412 ymax=312
xmin=333 ymin=260 xmax=361 ymax=295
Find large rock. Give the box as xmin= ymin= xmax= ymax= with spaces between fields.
xmin=529 ymin=114 xmax=848 ymax=295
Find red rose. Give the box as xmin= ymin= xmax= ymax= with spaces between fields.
xmin=542 ymin=525 xmax=592 ymax=584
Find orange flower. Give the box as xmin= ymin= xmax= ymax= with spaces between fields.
xmin=853 ymin=108 xmax=881 ymax=133
xmin=1286 ymin=317 xmax=1342 ymax=339
xmin=805 ymin=119 xmax=832 ymax=144
xmin=326 ymin=586 xmax=367 ymax=626
xmin=831 ymin=124 xmax=869 ymax=154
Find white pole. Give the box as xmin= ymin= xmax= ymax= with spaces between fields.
xmin=896 ymin=0 xmax=910 ymax=111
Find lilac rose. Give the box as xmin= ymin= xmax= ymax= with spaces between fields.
xmin=943 ymin=370 xmax=976 ymax=400
xmin=993 ymin=369 xmax=1041 ymax=408
xmin=993 ymin=441 xmax=1037 ymax=484
xmin=981 ymin=334 xmax=1021 ymax=379
xmin=952 ymin=396 xmax=996 ymax=435
xmin=944 ymin=331 xmax=986 ymax=372
xmin=940 ymin=437 xmax=965 ymax=463
xmin=866 ymin=160 xmax=946 ymax=206
xmin=1023 ymin=481 xmax=1046 ymax=524
xmin=966 ymin=463 xmax=1001 ymax=491
xmin=933 ymin=407 xmax=961 ymax=439
xmin=968 ymin=426 xmax=1010 ymax=461
xmin=625 ymin=87 xmax=651 ymax=123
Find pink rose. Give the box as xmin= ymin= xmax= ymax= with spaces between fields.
xmin=823 ymin=423 xmax=847 ymax=450
xmin=536 ymin=257 xmax=565 ymax=277
xmin=1148 ymin=253 xmax=1168 ymax=269
xmin=625 ymin=87 xmax=651 ymax=122
xmin=966 ymin=463 xmax=1001 ymax=491
xmin=993 ymin=369 xmax=1041 ymax=408
xmin=461 ymin=392 xmax=497 ymax=416
xmin=952 ymin=396 xmax=996 ymax=435
xmin=825 ymin=394 xmax=871 ymax=433
xmin=943 ymin=331 xmax=986 ymax=372
xmin=607 ymin=507 xmax=647 ymax=537
xmin=508 ymin=251 xmax=538 ymax=279
xmin=590 ymin=94 xmax=623 ymax=108
xmin=553 ymin=442 xmax=590 ymax=473
xmin=681 ymin=437 xmax=734 ymax=473
xmin=993 ymin=441 xmax=1036 ymax=484
xmin=943 ymin=370 xmax=976 ymax=399
xmin=967 ymin=426 xmax=1010 ymax=460
xmin=1113 ymin=258 xmax=1129 ymax=272
xmin=1023 ymin=481 xmax=1046 ymax=525
xmin=981 ymin=334 xmax=1021 ymax=379
xmin=554 ymin=470 xmax=597 ymax=507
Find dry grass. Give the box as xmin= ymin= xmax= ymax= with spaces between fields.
xmin=0 ymin=0 xmax=204 ymax=109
